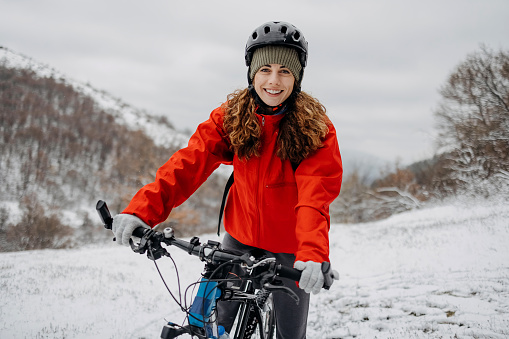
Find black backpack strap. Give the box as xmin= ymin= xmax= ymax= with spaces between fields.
xmin=217 ymin=171 xmax=234 ymax=236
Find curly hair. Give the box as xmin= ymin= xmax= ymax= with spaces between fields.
xmin=222 ymin=88 xmax=330 ymax=164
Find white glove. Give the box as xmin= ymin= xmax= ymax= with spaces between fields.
xmin=294 ymin=261 xmax=324 ymax=294
xmin=112 ymin=214 xmax=151 ymax=246
xmin=294 ymin=261 xmax=340 ymax=294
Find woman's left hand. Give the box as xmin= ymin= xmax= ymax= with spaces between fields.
xmin=294 ymin=261 xmax=325 ymax=294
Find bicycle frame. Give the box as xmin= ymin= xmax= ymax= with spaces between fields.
xmin=161 ymin=267 xmax=277 ymax=339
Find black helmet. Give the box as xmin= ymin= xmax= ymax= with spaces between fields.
xmin=245 ymin=21 xmax=308 ymax=69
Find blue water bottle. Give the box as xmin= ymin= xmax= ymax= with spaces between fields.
xmin=218 ymin=325 xmax=230 ymax=338
xmin=189 ymin=278 xmax=222 ymax=335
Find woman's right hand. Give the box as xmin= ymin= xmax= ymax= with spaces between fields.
xmin=111 ymin=214 xmax=151 ymax=246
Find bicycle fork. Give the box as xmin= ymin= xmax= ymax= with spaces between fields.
xmin=232 ymin=283 xmax=273 ymax=339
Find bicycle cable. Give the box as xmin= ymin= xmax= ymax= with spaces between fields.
xmin=181 ymin=259 xmax=252 ymax=329
xmin=148 ymin=245 xmax=186 ymax=312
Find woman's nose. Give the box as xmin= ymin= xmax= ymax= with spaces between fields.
xmin=268 ymin=72 xmax=280 ymax=85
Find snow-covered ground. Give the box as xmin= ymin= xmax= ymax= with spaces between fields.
xmin=1 ymin=197 xmax=508 ymax=338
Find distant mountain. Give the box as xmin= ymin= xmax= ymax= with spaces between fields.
xmin=340 ymin=147 xmax=389 ymax=183
xmin=0 ymin=47 xmax=224 ymax=247
xmin=0 ymin=46 xmax=187 ymax=148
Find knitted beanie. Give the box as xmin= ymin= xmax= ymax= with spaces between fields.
xmin=249 ymin=45 xmax=302 ymax=83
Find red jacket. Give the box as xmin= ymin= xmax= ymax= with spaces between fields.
xmin=123 ymin=105 xmax=342 ymax=263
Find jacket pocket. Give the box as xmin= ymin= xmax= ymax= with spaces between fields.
xmin=261 ymin=183 xmax=298 ymax=240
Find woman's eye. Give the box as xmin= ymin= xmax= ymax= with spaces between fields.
xmin=280 ymin=69 xmax=291 ymax=74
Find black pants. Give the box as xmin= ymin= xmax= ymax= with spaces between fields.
xmin=216 ymin=233 xmax=310 ymax=339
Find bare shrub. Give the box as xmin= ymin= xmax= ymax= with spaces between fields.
xmin=5 ymin=195 xmax=73 ymax=251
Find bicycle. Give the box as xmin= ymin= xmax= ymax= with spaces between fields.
xmin=96 ymin=200 xmax=335 ymax=339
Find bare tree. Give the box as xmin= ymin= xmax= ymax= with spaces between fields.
xmin=434 ymin=45 xmax=509 ymax=195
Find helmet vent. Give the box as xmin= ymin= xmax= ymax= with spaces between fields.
xmin=293 ymin=31 xmax=301 ymax=41
xmin=281 ymin=26 xmax=288 ymax=34
xmin=252 ymin=32 xmax=258 ymax=40
xmin=264 ymin=26 xmax=271 ymax=34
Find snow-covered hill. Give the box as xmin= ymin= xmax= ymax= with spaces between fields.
xmin=0 ymin=46 xmax=188 ymax=148
xmin=1 ymin=197 xmax=508 ymax=338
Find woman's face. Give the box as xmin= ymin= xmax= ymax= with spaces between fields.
xmin=253 ymin=64 xmax=295 ymax=107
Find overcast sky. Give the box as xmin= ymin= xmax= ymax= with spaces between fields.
xmin=2 ymin=0 xmax=508 ymax=165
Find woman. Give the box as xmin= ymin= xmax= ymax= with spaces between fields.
xmin=113 ymin=21 xmax=342 ymax=338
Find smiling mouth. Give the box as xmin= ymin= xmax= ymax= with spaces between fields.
xmin=265 ymin=89 xmax=283 ymax=95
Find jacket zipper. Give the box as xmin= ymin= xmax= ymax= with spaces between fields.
xmin=256 ymin=115 xmax=266 ymax=243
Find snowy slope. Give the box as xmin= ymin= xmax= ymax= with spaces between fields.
xmin=0 ymin=46 xmax=188 ymax=148
xmin=1 ymin=197 xmax=508 ymax=338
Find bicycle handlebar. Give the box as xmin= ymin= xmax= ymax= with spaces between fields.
xmin=131 ymin=225 xmax=304 ymax=282
xmin=132 ymin=226 xmax=243 ymax=265
xmin=96 ymin=200 xmax=334 ymax=289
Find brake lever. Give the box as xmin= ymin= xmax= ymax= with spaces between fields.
xmin=129 ymin=237 xmax=146 ymax=254
xmin=263 ymin=282 xmax=300 ymax=305
xmin=259 ymin=262 xmax=300 ymax=305
xmin=130 ymin=230 xmax=168 ymax=261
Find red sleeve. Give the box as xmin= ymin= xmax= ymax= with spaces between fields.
xmin=122 ymin=106 xmax=233 ymax=227
xmin=294 ymin=122 xmax=343 ymax=263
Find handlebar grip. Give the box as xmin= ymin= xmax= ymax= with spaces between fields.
xmin=322 ymin=262 xmax=333 ymax=290
xmin=276 ymin=264 xmax=302 ymax=282
xmin=279 ymin=262 xmax=336 ymax=290
xmin=132 ymin=226 xmax=149 ymax=238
